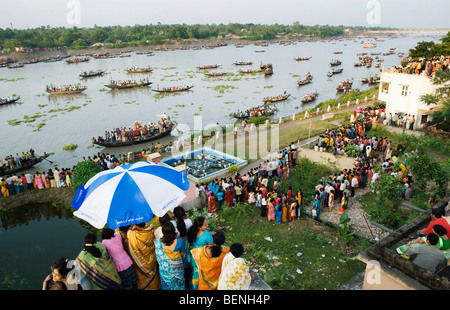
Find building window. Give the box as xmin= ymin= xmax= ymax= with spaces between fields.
xmin=421 ymin=114 xmax=428 ymax=124
xmin=401 ymin=85 xmax=408 ymax=96
xmin=381 ymin=82 xmax=390 ymax=94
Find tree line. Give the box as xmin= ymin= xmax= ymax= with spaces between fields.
xmin=0 ymin=23 xmax=394 ymax=50
xmin=408 ymin=31 xmax=450 ymax=59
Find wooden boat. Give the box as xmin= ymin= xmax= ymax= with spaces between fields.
xmin=93 ymin=125 xmax=175 ymax=148
xmin=0 ymin=96 xmax=20 ymax=105
xmin=7 ymin=63 xmax=24 ymax=69
xmin=331 ymin=67 xmax=343 ymax=74
xmin=327 ymin=71 xmax=333 ymax=78
xmin=152 ymin=85 xmax=194 ymax=93
xmin=0 ymin=153 xmax=50 ymax=177
xmin=125 ymin=66 xmax=153 ymax=73
xmin=301 ymin=91 xmax=319 ymax=103
xmin=238 ymin=68 xmax=261 ymax=74
xmin=205 ymin=71 xmax=228 ymax=77
xmin=79 ymin=70 xmax=105 ymax=78
xmin=233 ymin=61 xmax=252 ymax=65
xmin=197 ymin=64 xmax=220 ymax=69
xmin=65 ymin=56 xmax=89 ymax=64
xmin=297 ymin=75 xmax=313 ymax=86
xmin=104 ymin=80 xmax=152 ymax=89
xmin=232 ymin=105 xmax=277 ymax=119
xmin=136 ymin=50 xmax=155 ymax=56
xmin=333 ymin=51 xmax=343 ymax=54
xmin=264 ymin=68 xmax=273 ymax=76
xmin=262 ymin=93 xmax=290 ymax=103
xmin=330 ymin=60 xmax=342 ymax=66
xmin=336 ymin=79 xmax=353 ymax=91
xmin=294 ymin=56 xmax=311 ymax=61
xmin=46 ymin=85 xmax=88 ymax=95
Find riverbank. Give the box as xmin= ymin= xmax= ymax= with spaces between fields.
xmin=0 ymin=30 xmax=391 ymax=62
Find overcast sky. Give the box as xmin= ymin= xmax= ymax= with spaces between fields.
xmin=2 ymin=0 xmax=449 ymax=30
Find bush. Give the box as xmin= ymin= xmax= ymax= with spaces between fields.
xmin=72 ymin=160 xmax=104 ymax=190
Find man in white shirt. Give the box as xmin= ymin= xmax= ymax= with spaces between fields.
xmin=351 ymin=175 xmax=358 ymax=197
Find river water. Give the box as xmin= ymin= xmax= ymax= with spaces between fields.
xmin=0 ymin=34 xmax=442 ymax=172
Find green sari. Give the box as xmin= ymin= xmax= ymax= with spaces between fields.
xmin=75 ymin=242 xmax=121 ymax=290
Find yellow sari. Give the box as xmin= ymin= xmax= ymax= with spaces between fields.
xmin=127 ymin=223 xmax=161 ymax=290
xmin=191 ymin=245 xmax=230 ymax=290
xmin=0 ymin=181 xmax=9 ymax=197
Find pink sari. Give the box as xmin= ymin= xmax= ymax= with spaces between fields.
xmin=35 ymin=174 xmax=44 ymax=189
xmin=267 ymin=202 xmax=275 ymax=221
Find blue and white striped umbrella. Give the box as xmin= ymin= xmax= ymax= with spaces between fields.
xmin=71 ymin=161 xmax=190 ymax=229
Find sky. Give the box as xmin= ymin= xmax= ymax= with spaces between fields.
xmin=1 ymin=0 xmax=449 ymax=30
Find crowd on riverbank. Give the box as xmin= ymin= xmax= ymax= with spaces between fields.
xmin=0 ymin=166 xmax=74 ymax=197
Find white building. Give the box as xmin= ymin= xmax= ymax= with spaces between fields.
xmin=378 ymin=68 xmax=441 ymax=129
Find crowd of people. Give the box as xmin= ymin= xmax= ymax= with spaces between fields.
xmin=42 ymin=206 xmax=253 ymax=290
xmin=93 ymin=116 xmax=175 ymax=144
xmin=391 ymin=55 xmax=450 ymax=77
xmin=0 ymin=166 xmax=74 ymax=197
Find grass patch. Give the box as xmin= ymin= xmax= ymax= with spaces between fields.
xmin=190 ymin=199 xmax=368 ymax=290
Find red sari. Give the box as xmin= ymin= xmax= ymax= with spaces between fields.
xmin=225 ymin=189 xmax=233 ymax=207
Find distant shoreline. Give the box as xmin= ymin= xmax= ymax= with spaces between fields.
xmin=0 ymin=31 xmax=400 ymax=62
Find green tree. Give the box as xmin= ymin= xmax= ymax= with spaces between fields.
xmin=420 ymin=69 xmax=450 ymax=131
xmin=72 ymin=160 xmax=104 ymax=190
xmin=3 ymin=38 xmax=21 ymax=50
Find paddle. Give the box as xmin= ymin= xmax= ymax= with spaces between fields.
xmin=38 ymin=154 xmax=54 ymax=164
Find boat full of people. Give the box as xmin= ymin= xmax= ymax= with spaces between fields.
xmin=92 ymin=116 xmax=176 ymax=147
xmin=297 ymin=73 xmax=313 ymax=86
xmin=45 ymin=84 xmax=88 ymax=95
xmin=65 ymin=56 xmax=90 ymax=64
xmin=0 ymin=150 xmax=50 ymax=177
xmin=262 ymin=92 xmax=290 ymax=104
xmin=330 ymin=59 xmax=342 ymax=66
xmin=79 ymin=70 xmax=105 ymax=78
xmin=233 ymin=61 xmax=252 ymax=65
xmin=294 ymin=56 xmax=311 ymax=61
xmin=232 ymin=105 xmax=277 ymax=119
xmin=125 ymin=66 xmax=153 ymax=73
xmin=104 ymin=78 xmax=152 ymax=89
xmin=301 ymin=91 xmax=319 ymax=103
xmin=0 ymin=96 xmax=21 ymax=105
xmin=197 ymin=64 xmax=221 ymax=70
xmin=151 ymin=85 xmax=194 ymax=93
xmin=336 ymin=79 xmax=353 ymax=92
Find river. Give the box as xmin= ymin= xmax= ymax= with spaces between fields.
xmin=0 ymin=34 xmax=442 ymax=173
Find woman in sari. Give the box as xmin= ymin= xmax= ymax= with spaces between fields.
xmin=34 ymin=172 xmax=44 ymax=189
xmin=275 ymin=203 xmax=282 ymax=224
xmin=267 ymin=196 xmax=275 ymax=221
xmin=185 ymin=217 xmax=213 ymax=290
xmin=0 ymin=178 xmax=9 ymax=197
xmin=191 ymin=231 xmax=230 ymax=290
xmin=338 ymin=191 xmax=348 ymax=215
xmin=155 ymin=222 xmax=186 ymax=290
xmin=126 ymin=222 xmax=161 ymax=290
xmin=218 ymin=243 xmax=252 ymax=290
xmin=75 ymin=233 xmax=121 ymax=290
